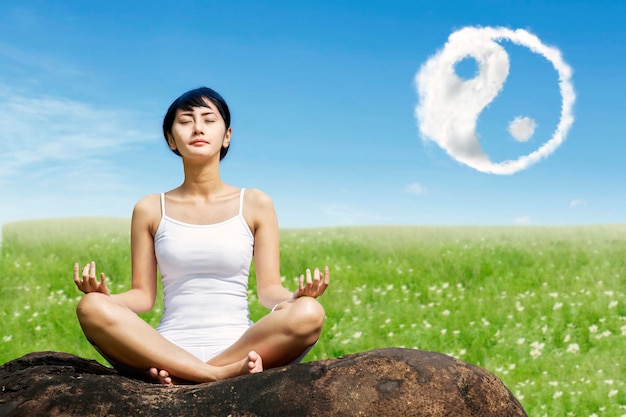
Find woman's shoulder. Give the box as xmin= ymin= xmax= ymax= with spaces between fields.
xmin=241 ymin=189 xmax=277 ymax=232
xmin=132 ymin=193 xmax=162 ymax=219
xmin=243 ymin=188 xmax=274 ymax=210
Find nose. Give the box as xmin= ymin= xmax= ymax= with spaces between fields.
xmin=193 ymin=119 xmax=204 ymax=135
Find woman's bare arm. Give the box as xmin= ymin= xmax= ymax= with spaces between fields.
xmin=112 ymin=195 xmax=160 ymax=313
xmin=246 ymin=189 xmax=329 ymax=309
xmin=74 ymin=195 xmax=159 ymax=314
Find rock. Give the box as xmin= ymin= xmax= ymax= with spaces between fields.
xmin=0 ymin=348 xmax=527 ymax=417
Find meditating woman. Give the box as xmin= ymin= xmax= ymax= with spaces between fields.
xmin=73 ymin=87 xmax=330 ymax=384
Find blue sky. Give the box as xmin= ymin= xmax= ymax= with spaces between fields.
xmin=1 ymin=0 xmax=624 ymax=228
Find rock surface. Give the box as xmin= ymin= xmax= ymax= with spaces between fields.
xmin=0 ymin=348 xmax=526 ymax=417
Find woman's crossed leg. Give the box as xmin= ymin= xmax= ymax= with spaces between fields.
xmin=77 ymin=293 xmax=324 ymax=384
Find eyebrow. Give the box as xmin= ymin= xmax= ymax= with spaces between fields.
xmin=178 ymin=109 xmax=216 ymax=117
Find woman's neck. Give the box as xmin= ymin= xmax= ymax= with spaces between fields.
xmin=179 ymin=158 xmax=226 ymax=197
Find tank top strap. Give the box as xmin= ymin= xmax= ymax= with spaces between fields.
xmin=160 ymin=193 xmax=166 ymax=218
xmin=238 ymin=188 xmax=246 ymax=216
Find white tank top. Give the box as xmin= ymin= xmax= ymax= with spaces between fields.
xmin=154 ymin=189 xmax=254 ymax=348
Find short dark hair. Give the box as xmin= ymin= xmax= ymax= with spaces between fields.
xmin=162 ymin=87 xmax=231 ymax=160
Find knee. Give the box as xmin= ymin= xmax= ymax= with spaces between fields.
xmin=76 ymin=292 xmax=113 ymax=328
xmin=288 ymin=297 xmax=326 ymax=339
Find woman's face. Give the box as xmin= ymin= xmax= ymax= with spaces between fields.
xmin=167 ymin=98 xmax=231 ymax=159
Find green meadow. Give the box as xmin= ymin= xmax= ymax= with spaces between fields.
xmin=1 ymin=218 xmax=625 ymax=416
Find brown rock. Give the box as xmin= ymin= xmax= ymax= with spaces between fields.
xmin=0 ymin=348 xmax=527 ymax=416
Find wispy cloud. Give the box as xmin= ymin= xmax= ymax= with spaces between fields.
xmin=0 ymin=41 xmax=83 ymax=78
xmin=514 ymin=215 xmax=531 ymax=225
xmin=569 ymin=199 xmax=585 ymax=208
xmin=404 ymin=182 xmax=426 ymax=195
xmin=415 ymin=26 xmax=575 ymax=174
xmin=0 ymin=88 xmax=159 ymax=225
xmin=0 ymin=89 xmax=150 ymax=182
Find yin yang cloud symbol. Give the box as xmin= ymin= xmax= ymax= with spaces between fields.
xmin=415 ymin=26 xmax=576 ymax=174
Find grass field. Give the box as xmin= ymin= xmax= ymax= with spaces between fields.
xmin=1 ymin=218 xmax=625 ymax=416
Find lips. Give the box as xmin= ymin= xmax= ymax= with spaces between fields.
xmin=190 ymin=139 xmax=209 ymax=145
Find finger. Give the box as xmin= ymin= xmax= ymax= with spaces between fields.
xmin=86 ymin=268 xmax=99 ymax=289
xmin=82 ymin=263 xmax=91 ymax=279
xmin=79 ymin=264 xmax=93 ymax=290
xmin=314 ymin=266 xmax=329 ymax=295
xmin=73 ymin=264 xmax=85 ymax=291
xmin=73 ymin=263 xmax=85 ymax=291
xmin=299 ymin=274 xmax=305 ymax=290
xmin=311 ymin=268 xmax=322 ymax=292
xmin=318 ymin=280 xmax=329 ymax=295
xmin=306 ymin=268 xmax=313 ymax=285
xmin=89 ymin=261 xmax=96 ymax=278
xmin=313 ymin=268 xmax=321 ymax=281
xmin=100 ymin=272 xmax=108 ymax=290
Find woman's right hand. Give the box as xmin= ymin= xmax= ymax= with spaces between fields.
xmin=73 ymin=261 xmax=110 ymax=295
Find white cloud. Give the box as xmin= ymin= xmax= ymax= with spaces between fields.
xmin=415 ymin=26 xmax=575 ymax=174
xmin=0 ymin=89 xmax=150 ymax=182
xmin=404 ymin=182 xmax=426 ymax=195
xmin=508 ymin=116 xmax=537 ymax=142
xmin=570 ymin=199 xmax=585 ymax=208
xmin=0 ymin=88 xmax=158 ymax=225
xmin=514 ymin=215 xmax=531 ymax=225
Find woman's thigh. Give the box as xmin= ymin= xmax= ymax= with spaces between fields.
xmin=207 ymin=297 xmax=325 ymax=367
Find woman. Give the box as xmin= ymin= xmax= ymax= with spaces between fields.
xmin=73 ymin=87 xmax=330 ymax=384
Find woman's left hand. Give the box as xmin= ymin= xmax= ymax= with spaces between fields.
xmin=293 ymin=266 xmax=330 ymax=299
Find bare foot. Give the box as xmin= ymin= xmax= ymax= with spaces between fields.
xmin=148 ymin=353 xmax=262 ymax=385
xmin=248 ymin=350 xmax=263 ymax=374
xmin=149 ymin=367 xmax=173 ymax=385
